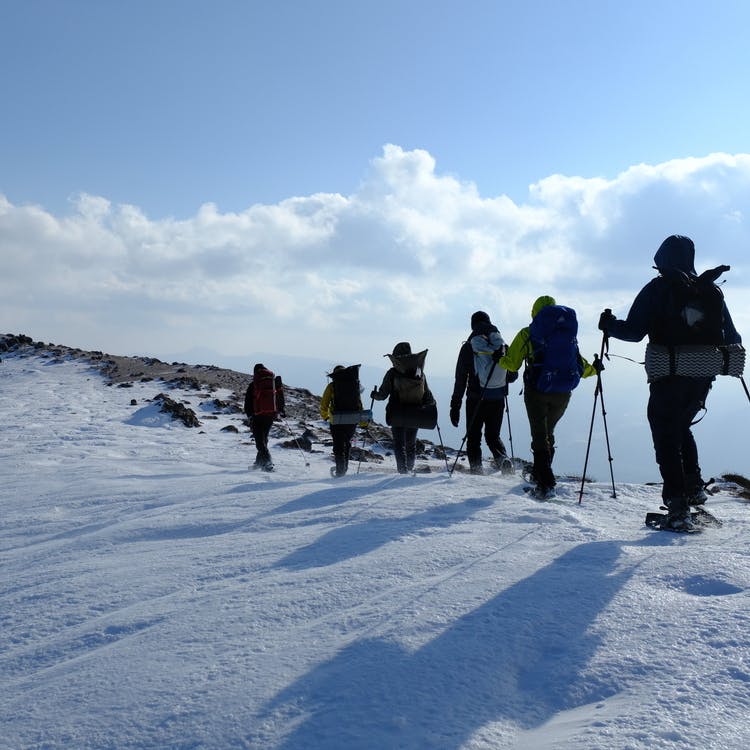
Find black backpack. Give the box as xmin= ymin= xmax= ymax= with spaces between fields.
xmin=655 ymin=266 xmax=728 ymax=346
xmin=329 ymin=365 xmax=362 ymax=412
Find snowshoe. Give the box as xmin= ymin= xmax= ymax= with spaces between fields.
xmin=524 ymin=484 xmax=556 ymax=501
xmin=690 ymin=507 xmax=723 ymax=527
xmin=654 ymin=505 xmax=722 ymax=528
xmin=646 ymin=511 xmax=703 ymax=533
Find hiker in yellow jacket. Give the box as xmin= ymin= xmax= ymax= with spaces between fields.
xmin=321 ymin=365 xmax=365 ymax=477
xmin=500 ymin=295 xmax=597 ymax=499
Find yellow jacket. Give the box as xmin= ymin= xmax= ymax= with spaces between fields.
xmin=320 ymin=382 xmax=365 ymax=423
xmin=499 ymin=295 xmax=596 ymax=379
xmin=320 ymin=382 xmax=335 ymax=422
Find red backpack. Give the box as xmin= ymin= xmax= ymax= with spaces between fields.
xmin=253 ymin=368 xmax=279 ymax=416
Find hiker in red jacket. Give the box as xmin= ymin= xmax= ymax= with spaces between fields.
xmin=244 ymin=363 xmax=285 ymax=471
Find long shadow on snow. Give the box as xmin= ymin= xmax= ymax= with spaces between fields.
xmin=274 ymin=496 xmax=495 ymax=571
xmin=265 ymin=474 xmax=448 ymax=516
xmin=257 ymin=540 xmax=632 ymax=749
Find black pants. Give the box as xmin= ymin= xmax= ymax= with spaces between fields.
xmin=392 ymin=426 xmax=418 ymax=473
xmin=330 ymin=423 xmax=357 ymax=475
xmin=647 ymin=376 xmax=712 ymax=505
xmin=465 ymin=397 xmax=508 ymax=469
xmin=524 ymin=389 xmax=571 ymax=489
xmin=251 ymin=415 xmax=274 ymax=467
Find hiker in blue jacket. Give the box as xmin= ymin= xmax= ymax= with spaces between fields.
xmin=599 ymin=234 xmax=741 ymax=530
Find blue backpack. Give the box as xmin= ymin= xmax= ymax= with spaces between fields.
xmin=527 ymin=305 xmax=583 ymax=393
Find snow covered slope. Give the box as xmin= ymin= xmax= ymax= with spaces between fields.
xmin=2 ymin=350 xmax=750 ymax=750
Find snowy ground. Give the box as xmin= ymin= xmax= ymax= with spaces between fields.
xmin=2 ymin=351 xmax=750 ymax=750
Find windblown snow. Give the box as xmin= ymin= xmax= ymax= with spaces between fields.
xmin=2 ymin=350 xmax=750 ymax=750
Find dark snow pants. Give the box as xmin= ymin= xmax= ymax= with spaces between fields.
xmin=524 ymin=388 xmax=571 ymax=490
xmin=465 ymin=397 xmax=508 ymax=470
xmin=392 ymin=425 xmax=418 ymax=473
xmin=330 ymin=423 xmax=357 ymax=475
xmin=251 ymin=414 xmax=274 ymax=467
xmin=647 ymin=375 xmax=712 ymax=506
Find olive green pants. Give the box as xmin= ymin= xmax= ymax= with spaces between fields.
xmin=523 ymin=389 xmax=571 ymax=489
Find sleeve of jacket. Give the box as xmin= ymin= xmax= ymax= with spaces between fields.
xmin=371 ymin=370 xmax=393 ymax=401
xmin=244 ymin=383 xmax=254 ymax=418
xmin=723 ymin=303 xmax=742 ymax=345
xmin=320 ymin=383 xmax=333 ymax=421
xmin=499 ymin=328 xmax=530 ymax=372
xmin=450 ymin=342 xmax=472 ymax=406
xmin=605 ymin=281 xmax=658 ymax=343
xmin=580 ymin=355 xmax=597 ymax=378
xmin=422 ymin=377 xmax=436 ymax=406
xmin=275 ymin=376 xmax=286 ymax=415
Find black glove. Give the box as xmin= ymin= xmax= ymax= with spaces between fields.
xmin=505 ymin=369 xmax=519 ymax=384
xmin=449 ymin=402 xmax=460 ymax=427
xmin=492 ymin=346 xmax=506 ymax=363
xmin=598 ymin=309 xmax=615 ymax=332
xmin=592 ymin=357 xmax=605 ymax=374
xmin=370 ymin=388 xmax=379 ymax=400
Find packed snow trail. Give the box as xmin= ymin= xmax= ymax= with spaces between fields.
xmin=2 ymin=352 xmax=750 ymax=749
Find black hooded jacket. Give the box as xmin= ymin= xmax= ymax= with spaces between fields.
xmin=605 ymin=235 xmax=741 ymax=346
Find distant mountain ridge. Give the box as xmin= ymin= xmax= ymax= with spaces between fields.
xmin=0 ymin=332 xmax=450 ymax=470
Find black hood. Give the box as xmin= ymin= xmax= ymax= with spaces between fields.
xmin=653 ymin=235 xmax=697 ymax=276
xmin=470 ymin=320 xmax=499 ymax=337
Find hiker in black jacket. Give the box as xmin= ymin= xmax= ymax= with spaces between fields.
xmin=599 ymin=234 xmax=742 ymax=530
xmin=371 ymin=342 xmax=435 ymax=474
xmin=450 ymin=311 xmax=513 ymax=474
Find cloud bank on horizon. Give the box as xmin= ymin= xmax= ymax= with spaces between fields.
xmin=2 ymin=146 xmax=748 ymax=372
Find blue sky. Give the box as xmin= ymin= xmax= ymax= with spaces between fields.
xmin=3 ymin=1 xmax=750 ymax=479
xmin=4 ymin=0 xmax=750 ymax=219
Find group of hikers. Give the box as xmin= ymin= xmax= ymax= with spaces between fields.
xmin=245 ymin=235 xmax=743 ymax=532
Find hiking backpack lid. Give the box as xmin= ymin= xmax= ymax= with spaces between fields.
xmin=654 ymin=266 xmax=729 ymax=346
xmin=327 ymin=364 xmax=362 ymax=413
xmin=252 ymin=367 xmax=279 ymax=416
xmin=528 ymin=305 xmax=583 ymax=393
xmin=386 ymin=349 xmax=428 ymax=405
xmin=386 ymin=348 xmax=428 ymax=375
xmin=470 ymin=331 xmax=507 ymax=389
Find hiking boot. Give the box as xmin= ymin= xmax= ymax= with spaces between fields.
xmin=685 ymin=473 xmax=709 ymax=506
xmin=469 ymin=464 xmax=484 ymax=475
xmin=529 ymin=484 xmax=556 ymax=501
xmin=664 ymin=497 xmax=694 ymax=530
xmin=687 ymin=488 xmax=708 ymax=506
xmin=494 ymin=454 xmax=514 ymax=475
xmin=666 ymin=510 xmax=695 ymax=532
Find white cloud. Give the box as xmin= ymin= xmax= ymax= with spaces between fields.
xmin=1 ymin=147 xmax=749 ymax=366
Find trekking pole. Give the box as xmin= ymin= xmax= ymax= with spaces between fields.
xmin=357 ymin=396 xmax=376 ymax=474
xmin=449 ymin=360 xmax=499 ymax=476
xmin=435 ymin=424 xmax=451 ymax=473
xmin=741 ymin=375 xmax=750 ymax=404
xmin=280 ymin=416 xmax=311 ymax=467
xmin=578 ymin=334 xmax=616 ymax=503
xmin=596 ymin=353 xmax=617 ymax=499
xmin=504 ymin=394 xmax=515 ymax=461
